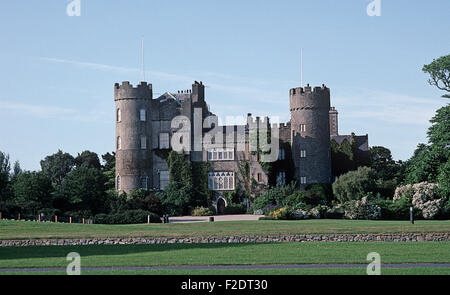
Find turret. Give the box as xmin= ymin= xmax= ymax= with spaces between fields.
xmin=290 ymin=84 xmax=332 ymax=188
xmin=115 ymin=81 xmax=153 ymax=194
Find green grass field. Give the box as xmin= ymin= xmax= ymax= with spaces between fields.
xmin=1 ymin=242 xmax=449 ymax=275
xmin=3 ymin=268 xmax=450 ymax=275
xmin=1 ymin=219 xmax=449 ymax=240
xmin=1 ymin=219 xmax=449 ymax=275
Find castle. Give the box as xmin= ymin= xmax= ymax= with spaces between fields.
xmin=114 ymin=80 xmax=368 ymax=213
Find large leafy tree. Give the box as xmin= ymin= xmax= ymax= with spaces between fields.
xmin=12 ymin=172 xmax=53 ymax=215
xmin=405 ymin=54 xmax=450 ymax=198
xmin=331 ymin=139 xmax=355 ymax=177
xmin=74 ymin=150 xmax=101 ymax=169
xmin=40 ymin=150 xmax=75 ymax=186
xmin=422 ymin=54 xmax=450 ymax=98
xmin=369 ymin=146 xmax=405 ymax=198
xmin=332 ymin=166 xmax=378 ymax=203
xmin=0 ymin=151 xmax=10 ymax=198
xmin=101 ymin=152 xmax=116 ymax=191
xmin=101 ymin=152 xmax=115 ymax=171
xmin=59 ymin=167 xmax=107 ymax=215
xmin=369 ymin=146 xmax=403 ymax=180
xmin=159 ymin=151 xmax=209 ymax=215
xmin=0 ymin=152 xmax=11 ymax=211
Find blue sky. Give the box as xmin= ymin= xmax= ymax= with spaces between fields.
xmin=0 ymin=0 xmax=449 ymax=171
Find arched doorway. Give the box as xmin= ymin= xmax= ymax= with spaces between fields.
xmin=217 ymin=198 xmax=226 ymax=215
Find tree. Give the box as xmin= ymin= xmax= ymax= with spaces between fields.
xmin=159 ymin=151 xmax=210 ymax=215
xmin=102 ymin=152 xmax=116 ymax=191
xmin=422 ymin=54 xmax=450 ymax=98
xmin=168 ymin=151 xmax=192 ymax=185
xmin=369 ymin=146 xmax=404 ymax=180
xmin=369 ymin=146 xmax=406 ymax=198
xmin=101 ymin=152 xmax=115 ymax=171
xmin=157 ymin=182 xmax=192 ymax=216
xmin=0 ymin=151 xmax=11 ymax=204
xmin=59 ymin=166 xmax=107 ymax=215
xmin=74 ymin=150 xmax=101 ymax=169
xmin=11 ymin=160 xmax=22 ymax=178
xmin=12 ymin=172 xmax=53 ymax=215
xmin=40 ymin=150 xmax=75 ymax=186
xmin=332 ymin=167 xmax=378 ymax=203
xmin=405 ymin=105 xmax=450 ymax=185
xmin=331 ymin=139 xmax=355 ymax=177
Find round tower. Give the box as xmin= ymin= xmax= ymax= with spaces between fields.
xmin=114 ymin=81 xmax=153 ymax=194
xmin=290 ymin=84 xmax=331 ymax=188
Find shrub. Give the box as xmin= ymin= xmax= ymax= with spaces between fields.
xmin=267 ymin=207 xmax=294 ymax=220
xmin=284 ymin=190 xmax=323 ymax=209
xmin=343 ymin=196 xmax=381 ymax=220
xmin=252 ymin=182 xmax=297 ymax=213
xmin=305 ymin=183 xmax=334 ymax=204
xmin=394 ymin=182 xmax=444 ymax=219
xmin=223 ymin=204 xmax=247 ymax=215
xmin=191 ymin=206 xmax=213 ymax=216
xmin=157 ymin=182 xmax=192 ymax=216
xmin=332 ymin=167 xmax=377 ymax=203
xmin=94 ymin=209 xmax=161 ymax=224
xmin=292 ymin=208 xmax=310 ymax=220
xmin=373 ymin=198 xmax=410 ymax=220
xmin=323 ymin=204 xmax=345 ymax=219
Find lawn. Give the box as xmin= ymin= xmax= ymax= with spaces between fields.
xmin=1 ymin=219 xmax=450 ymax=240
xmin=2 ymin=268 xmax=450 ymax=275
xmin=1 ymin=242 xmax=449 ymax=271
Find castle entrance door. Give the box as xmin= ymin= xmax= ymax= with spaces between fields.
xmin=217 ymin=198 xmax=226 ymax=215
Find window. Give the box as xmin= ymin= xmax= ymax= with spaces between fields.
xmin=299 ymin=124 xmax=306 ymax=132
xmin=116 ymin=176 xmax=121 ymax=191
xmin=208 ymin=172 xmax=234 ymax=191
xmin=277 ymin=172 xmax=286 ymax=185
xmin=300 ymin=177 xmax=307 ymax=184
xmin=160 ymin=171 xmax=169 ymax=190
xmin=141 ymin=176 xmax=148 ymax=190
xmin=117 ymin=109 xmax=121 ymax=122
xmin=117 ymin=136 xmax=121 ymax=150
xmin=140 ymin=109 xmax=146 ymax=121
xmin=159 ymin=133 xmax=170 ymax=149
xmin=278 ymin=148 xmax=285 ymax=160
xmin=207 ymin=148 xmax=234 ymax=161
xmin=257 ymin=173 xmax=262 ymax=183
xmin=140 ymin=136 xmax=147 ymax=150
xmin=300 ymin=150 xmax=306 ymax=158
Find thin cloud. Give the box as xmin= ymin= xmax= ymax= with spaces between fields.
xmin=40 ymin=56 xmax=287 ymax=104
xmin=333 ymin=89 xmax=445 ymax=126
xmin=0 ymin=101 xmax=109 ymax=123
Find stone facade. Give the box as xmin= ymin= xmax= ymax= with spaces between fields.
xmin=114 ymin=80 xmax=368 ymax=210
xmin=290 ymin=84 xmax=332 ymax=188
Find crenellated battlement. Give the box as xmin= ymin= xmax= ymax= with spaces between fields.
xmin=114 ymin=81 xmax=152 ymax=90
xmin=114 ymin=81 xmax=153 ymax=101
xmin=289 ymin=84 xmax=329 ymax=96
xmin=246 ymin=114 xmax=281 ymax=130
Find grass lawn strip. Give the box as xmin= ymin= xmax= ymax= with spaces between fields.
xmin=1 ymin=242 xmax=449 ymax=269
xmin=1 ymin=220 xmax=450 ymax=240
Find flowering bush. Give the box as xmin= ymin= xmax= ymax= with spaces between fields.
xmin=268 ymin=207 xmax=292 ymax=220
xmin=293 ymin=209 xmax=310 ymax=220
xmin=343 ymin=196 xmax=381 ymax=220
xmin=191 ymin=206 xmax=214 ymax=216
xmin=394 ymin=182 xmax=443 ymax=219
xmin=265 ymin=206 xmax=323 ymax=220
